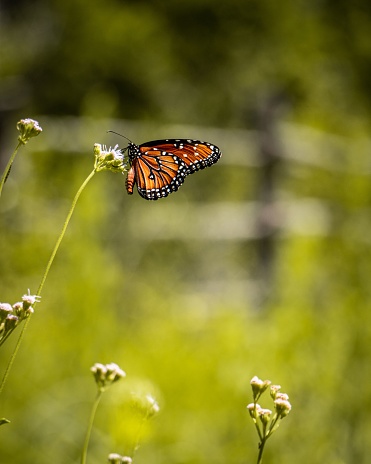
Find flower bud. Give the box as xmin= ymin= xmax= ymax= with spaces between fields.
xmin=108 ymin=453 xmax=123 ymax=464
xmin=17 ymin=119 xmax=42 ymax=144
xmin=121 ymin=457 xmax=133 ymax=464
xmin=108 ymin=453 xmax=132 ymax=464
xmin=105 ymin=362 xmax=126 ymax=382
xmin=258 ymin=408 xmax=272 ymax=425
xmin=247 ymin=402 xmax=261 ymax=419
xmin=145 ymin=394 xmax=160 ymax=418
xmin=13 ymin=300 xmax=34 ymax=321
xmin=22 ymin=292 xmax=40 ymax=310
xmin=270 ymin=384 xmax=281 ymax=400
xmin=0 ymin=303 xmax=13 ymax=323
xmin=12 ymin=302 xmax=23 ymax=317
xmin=274 ymin=398 xmax=292 ymax=418
xmin=4 ymin=314 xmax=19 ymax=332
xmin=250 ymin=376 xmax=271 ymax=400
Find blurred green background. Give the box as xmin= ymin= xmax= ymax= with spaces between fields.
xmin=1 ymin=1 xmax=371 ymax=463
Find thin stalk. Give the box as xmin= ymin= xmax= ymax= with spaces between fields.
xmin=131 ymin=414 xmax=147 ymax=458
xmin=0 ymin=141 xmax=22 ymax=198
xmin=256 ymin=414 xmax=280 ymax=464
xmin=257 ymin=438 xmax=267 ymax=464
xmin=81 ymin=389 xmax=103 ymax=464
xmin=0 ymin=169 xmax=97 ymax=396
xmin=252 ymin=403 xmax=263 ymax=442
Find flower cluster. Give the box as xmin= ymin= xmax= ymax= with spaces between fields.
xmin=86 ymin=363 xmax=159 ymax=464
xmin=17 ymin=119 xmax=42 ymax=145
xmin=93 ymin=143 xmax=128 ymax=174
xmin=108 ymin=454 xmax=133 ymax=464
xmin=270 ymin=386 xmax=292 ymax=419
xmin=91 ymin=362 xmax=126 ymax=392
xmin=247 ymin=376 xmax=292 ymax=463
xmin=130 ymin=392 xmax=160 ymax=419
xmin=0 ymin=292 xmax=40 ymax=346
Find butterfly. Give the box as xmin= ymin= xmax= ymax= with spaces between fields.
xmin=119 ymin=137 xmax=222 ymax=200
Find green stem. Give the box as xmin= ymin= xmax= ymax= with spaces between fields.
xmin=131 ymin=414 xmax=148 ymax=458
xmin=0 ymin=141 xmax=22 ymax=198
xmin=0 ymin=317 xmax=31 ymax=397
xmin=257 ymin=437 xmax=266 ymax=464
xmin=266 ymin=414 xmax=279 ymax=438
xmin=0 ymin=169 xmax=96 ymax=397
xmin=256 ymin=416 xmax=279 ymax=464
xmin=81 ymin=389 xmax=103 ymax=464
xmin=252 ymin=403 xmax=263 ymax=441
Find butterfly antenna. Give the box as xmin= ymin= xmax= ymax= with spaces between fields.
xmin=107 ymin=130 xmax=133 ymax=143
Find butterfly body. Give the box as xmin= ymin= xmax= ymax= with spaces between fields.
xmin=124 ymin=139 xmax=221 ymax=200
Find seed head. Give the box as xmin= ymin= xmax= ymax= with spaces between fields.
xmin=17 ymin=119 xmax=42 ymax=144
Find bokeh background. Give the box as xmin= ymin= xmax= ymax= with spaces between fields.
xmin=1 ymin=1 xmax=371 ymax=463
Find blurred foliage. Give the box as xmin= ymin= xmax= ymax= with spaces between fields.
xmin=1 ymin=0 xmax=371 ymax=131
xmin=1 ymin=1 xmax=371 ymax=464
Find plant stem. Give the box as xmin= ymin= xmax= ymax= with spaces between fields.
xmin=0 ymin=318 xmax=31 ymax=397
xmin=252 ymin=403 xmax=263 ymax=441
xmin=81 ymin=389 xmax=103 ymax=464
xmin=256 ymin=415 xmax=279 ymax=464
xmin=0 ymin=141 xmax=22 ymax=198
xmin=131 ymin=414 xmax=148 ymax=458
xmin=0 ymin=169 xmax=96 ymax=396
xmin=257 ymin=438 xmax=266 ymax=464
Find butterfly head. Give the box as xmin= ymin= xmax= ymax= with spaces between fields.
xmin=126 ymin=142 xmax=140 ymax=163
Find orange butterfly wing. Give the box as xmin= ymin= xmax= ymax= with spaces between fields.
xmin=140 ymin=140 xmax=221 ymax=173
xmin=134 ymin=149 xmax=188 ymax=200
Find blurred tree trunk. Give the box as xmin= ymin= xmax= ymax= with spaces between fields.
xmin=253 ymin=91 xmax=287 ymax=305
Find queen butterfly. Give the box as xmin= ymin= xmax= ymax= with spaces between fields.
xmin=121 ymin=138 xmax=222 ymax=200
